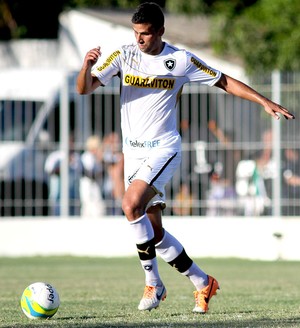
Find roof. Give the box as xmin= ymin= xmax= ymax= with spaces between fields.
xmin=81 ymin=8 xmax=211 ymax=50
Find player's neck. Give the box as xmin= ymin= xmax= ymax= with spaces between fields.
xmin=154 ymin=41 xmax=164 ymax=55
xmin=146 ymin=41 xmax=165 ymax=56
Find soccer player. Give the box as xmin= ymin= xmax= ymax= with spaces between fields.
xmin=77 ymin=2 xmax=295 ymax=313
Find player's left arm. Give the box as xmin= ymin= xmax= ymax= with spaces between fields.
xmin=215 ymin=73 xmax=295 ymax=120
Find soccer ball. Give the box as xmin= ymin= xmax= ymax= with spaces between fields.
xmin=20 ymin=282 xmax=60 ymax=319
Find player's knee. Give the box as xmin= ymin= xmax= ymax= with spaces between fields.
xmin=122 ymin=197 xmax=145 ymax=220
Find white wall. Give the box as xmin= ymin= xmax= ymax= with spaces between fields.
xmin=0 ymin=217 xmax=299 ymax=261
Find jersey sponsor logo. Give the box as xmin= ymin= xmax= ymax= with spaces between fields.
xmin=96 ymin=50 xmax=121 ymax=72
xmin=125 ymin=137 xmax=161 ymax=148
xmin=164 ymin=58 xmax=176 ymax=71
xmin=124 ymin=74 xmax=175 ymax=89
xmin=191 ymin=57 xmax=217 ymax=77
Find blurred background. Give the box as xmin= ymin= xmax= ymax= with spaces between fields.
xmin=0 ymin=0 xmax=299 ymax=219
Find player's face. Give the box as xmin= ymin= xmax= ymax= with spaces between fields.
xmin=133 ymin=23 xmax=164 ymax=55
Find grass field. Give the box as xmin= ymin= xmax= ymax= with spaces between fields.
xmin=0 ymin=256 xmax=299 ymax=328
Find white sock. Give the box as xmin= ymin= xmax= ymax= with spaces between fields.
xmin=182 ymin=262 xmax=208 ymax=291
xmin=129 ymin=214 xmax=161 ymax=286
xmin=156 ymin=230 xmax=207 ymax=290
xmin=128 ymin=214 xmax=154 ymax=244
xmin=155 ymin=229 xmax=183 ymax=262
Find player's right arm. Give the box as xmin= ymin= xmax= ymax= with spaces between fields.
xmin=77 ymin=46 xmax=103 ymax=95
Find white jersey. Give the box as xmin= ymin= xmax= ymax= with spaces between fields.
xmin=92 ymin=42 xmax=221 ymax=157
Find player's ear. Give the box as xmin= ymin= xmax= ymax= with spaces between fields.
xmin=158 ymin=26 xmax=165 ymax=37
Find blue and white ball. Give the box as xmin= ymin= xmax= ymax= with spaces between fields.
xmin=20 ymin=282 xmax=60 ymax=319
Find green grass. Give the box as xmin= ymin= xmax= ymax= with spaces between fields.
xmin=0 ymin=256 xmax=300 ymax=328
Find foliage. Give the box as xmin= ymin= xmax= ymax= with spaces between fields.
xmin=166 ymin=0 xmax=300 ymax=72
xmin=166 ymin=0 xmax=210 ymax=14
xmin=165 ymin=0 xmax=257 ymax=15
xmin=210 ymin=0 xmax=300 ymax=73
xmin=70 ymin=0 xmax=140 ymax=9
xmin=0 ymin=0 xmax=70 ymax=39
xmin=70 ymin=0 xmax=163 ymax=9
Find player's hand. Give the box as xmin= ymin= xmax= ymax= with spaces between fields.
xmin=84 ymin=46 xmax=102 ymax=67
xmin=264 ymin=100 xmax=295 ymax=120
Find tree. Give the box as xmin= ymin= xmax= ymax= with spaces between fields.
xmin=210 ymin=0 xmax=300 ymax=73
xmin=166 ymin=0 xmax=300 ymax=72
xmin=0 ymin=0 xmax=69 ymax=39
xmin=165 ymin=0 xmax=257 ymax=15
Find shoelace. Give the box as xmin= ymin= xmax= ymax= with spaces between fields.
xmin=193 ymin=290 xmax=199 ymax=303
xmin=193 ymin=289 xmax=208 ymax=306
xmin=143 ymin=286 xmax=155 ymax=299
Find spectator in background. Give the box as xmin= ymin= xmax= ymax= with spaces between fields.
xmin=102 ymin=132 xmax=125 ymax=215
xmin=208 ymin=119 xmax=241 ymax=187
xmin=44 ymin=135 xmax=82 ymax=216
xmin=206 ymin=120 xmax=238 ymax=216
xmin=172 ymin=119 xmax=194 ymax=216
xmin=254 ymin=129 xmax=274 ymax=212
xmin=282 ymin=148 xmax=300 ymax=216
xmin=172 ymin=183 xmax=194 ymax=216
xmin=80 ymin=135 xmax=106 ymax=217
xmin=255 ymin=129 xmax=273 ymax=172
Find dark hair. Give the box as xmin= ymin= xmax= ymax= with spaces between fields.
xmin=131 ymin=2 xmax=164 ymax=31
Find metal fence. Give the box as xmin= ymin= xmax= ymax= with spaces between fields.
xmin=0 ymin=71 xmax=299 ymax=217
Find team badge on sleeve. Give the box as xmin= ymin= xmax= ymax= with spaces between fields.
xmin=164 ymin=59 xmax=176 ymax=71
